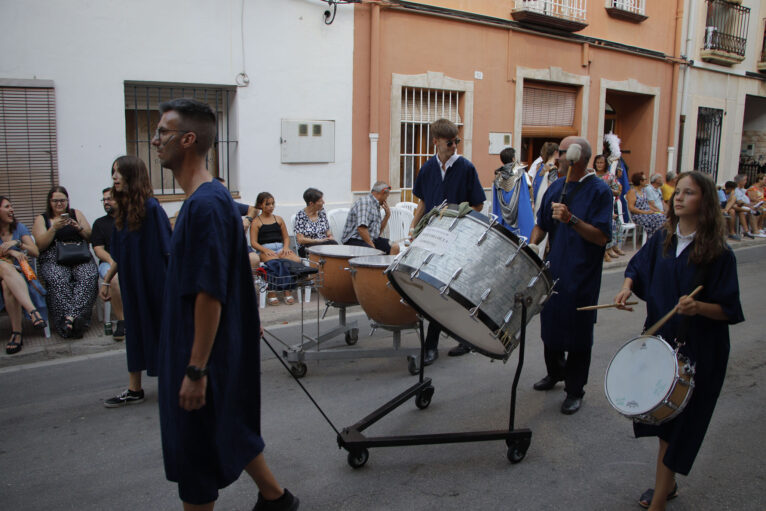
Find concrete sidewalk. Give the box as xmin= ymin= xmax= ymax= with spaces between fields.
xmin=2 ymin=236 xmax=763 ymax=369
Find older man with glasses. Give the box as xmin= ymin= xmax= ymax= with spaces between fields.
xmin=408 ymin=117 xmax=486 ymax=365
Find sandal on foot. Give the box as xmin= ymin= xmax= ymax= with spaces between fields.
xmin=638 ymin=482 xmax=678 ymax=508
xmin=284 ymin=294 xmax=295 ymax=305
xmin=6 ymin=331 xmax=23 ymax=355
xmin=29 ymin=309 xmax=47 ymax=329
xmin=64 ymin=317 xmax=75 ymax=336
xmin=267 ymin=293 xmax=280 ymax=306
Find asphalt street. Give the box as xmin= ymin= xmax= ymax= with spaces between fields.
xmin=1 ymin=245 xmax=764 ymax=510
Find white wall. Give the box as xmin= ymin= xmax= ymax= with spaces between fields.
xmin=0 ymin=0 xmax=355 ymax=223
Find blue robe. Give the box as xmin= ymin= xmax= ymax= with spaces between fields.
xmin=531 ymin=161 xmax=546 ymax=204
xmin=109 ymin=198 xmax=171 ymax=376
xmin=537 ymin=175 xmax=613 ymax=351
xmin=617 ymin=158 xmax=630 ymax=222
xmin=491 ymin=178 xmax=535 ymax=240
xmin=626 ymin=230 xmax=744 ymax=475
xmin=159 ymin=180 xmax=264 ymax=504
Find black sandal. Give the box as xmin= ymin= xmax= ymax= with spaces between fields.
xmin=64 ymin=317 xmax=74 ymax=337
xmin=6 ymin=331 xmax=23 ymax=355
xmin=639 ymin=482 xmax=678 ymax=508
xmin=29 ymin=309 xmax=47 ymax=329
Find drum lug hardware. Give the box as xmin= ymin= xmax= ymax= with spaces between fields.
xmin=439 ymin=267 xmax=462 ymax=297
xmin=469 ymin=288 xmax=492 ymax=319
xmin=448 ymin=216 xmax=461 ymax=231
xmin=409 ymin=253 xmax=434 ymax=280
xmin=318 ymin=257 xmax=326 ymax=267
xmin=504 ymin=241 xmax=527 ymax=267
xmin=527 ymin=261 xmax=550 ymax=288
xmin=345 ymin=267 xmax=356 ymax=276
xmin=476 ymin=215 xmax=498 ymax=245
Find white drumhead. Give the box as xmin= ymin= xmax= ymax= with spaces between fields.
xmin=349 ymin=255 xmax=396 ymax=268
xmin=605 ymin=336 xmax=677 ymax=415
xmin=307 ymin=245 xmax=382 ymax=258
xmin=391 ymin=271 xmax=506 ymax=357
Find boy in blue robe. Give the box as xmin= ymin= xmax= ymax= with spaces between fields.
xmin=529 ymin=136 xmax=613 ymax=415
xmin=153 ymin=98 xmax=298 ymax=511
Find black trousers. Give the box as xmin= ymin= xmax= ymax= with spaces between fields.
xmin=543 ymin=344 xmax=592 ymax=399
xmin=424 ymin=321 xmax=441 ymax=351
xmin=344 ymin=236 xmax=391 ymax=254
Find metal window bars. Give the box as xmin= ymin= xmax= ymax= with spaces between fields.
xmin=606 ymin=0 xmax=645 ymax=16
xmin=703 ymin=0 xmax=750 ymax=57
xmin=514 ymin=0 xmax=588 ymax=23
xmin=123 ymin=83 xmax=237 ymax=196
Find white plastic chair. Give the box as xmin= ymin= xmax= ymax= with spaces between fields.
xmin=386 ymin=206 xmax=414 ymax=244
xmin=326 ymin=208 xmax=349 ymax=243
xmin=394 ymin=201 xmax=417 ymax=214
xmin=615 ymin=199 xmax=636 ymax=250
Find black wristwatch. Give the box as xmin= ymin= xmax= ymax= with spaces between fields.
xmin=185 ymin=365 xmax=208 ymax=381
xmin=567 ymin=214 xmax=580 ymax=226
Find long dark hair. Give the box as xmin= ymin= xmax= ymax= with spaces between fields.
xmin=45 ymin=186 xmax=70 ymax=218
xmin=662 ymin=171 xmax=726 ymax=264
xmin=111 ymin=155 xmax=153 ymax=231
xmin=256 ymin=192 xmax=274 ymax=209
xmin=0 ymin=196 xmax=18 ymax=233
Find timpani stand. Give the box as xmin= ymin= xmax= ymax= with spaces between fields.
xmin=278 ymin=247 xmax=421 ymax=378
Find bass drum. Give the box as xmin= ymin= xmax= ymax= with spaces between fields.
xmin=349 ymin=255 xmax=418 ymax=327
xmin=605 ymin=335 xmax=695 ymax=425
xmin=386 ymin=208 xmax=552 ymax=360
xmin=308 ymin=245 xmax=383 ymax=305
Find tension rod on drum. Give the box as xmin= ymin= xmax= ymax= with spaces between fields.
xmin=261 ymin=331 xmax=341 ymax=436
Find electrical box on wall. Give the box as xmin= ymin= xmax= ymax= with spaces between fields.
xmin=281 ymin=119 xmax=335 ymax=163
xmin=488 ymin=132 xmax=512 ymax=154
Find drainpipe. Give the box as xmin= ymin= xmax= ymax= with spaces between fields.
xmin=678 ymin=0 xmax=698 ymax=172
xmin=369 ymin=3 xmax=381 ymax=189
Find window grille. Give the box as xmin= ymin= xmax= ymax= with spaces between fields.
xmin=124 ymin=83 xmax=237 ymax=197
xmin=516 ymin=0 xmax=587 ymax=23
xmin=703 ymin=0 xmax=750 ymax=58
xmin=0 ymin=85 xmax=59 ymax=226
xmin=606 ymin=0 xmax=645 ymax=16
xmin=399 ymin=88 xmax=463 ymax=202
xmin=694 ymin=107 xmax=723 ymax=182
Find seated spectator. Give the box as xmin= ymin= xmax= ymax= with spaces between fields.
xmin=294 ymin=187 xmax=338 ymax=258
xmin=626 ymin=173 xmax=666 ymax=239
xmin=342 ymin=181 xmax=400 ymax=255
xmin=249 ymin=192 xmax=300 ymax=305
xmin=661 ymin=171 xmax=677 ymax=206
xmin=720 ymin=181 xmax=741 ymax=241
xmin=733 ymin=174 xmax=758 ymax=238
xmin=90 ymin=187 xmax=125 ymax=340
xmin=215 ymin=176 xmax=260 ymax=268
xmin=594 ymin=154 xmax=624 ymax=261
xmin=32 ymin=186 xmax=98 ymax=338
xmin=746 ymin=173 xmax=766 ymax=236
xmin=644 ymin=173 xmax=665 ymax=212
xmin=0 ymin=196 xmax=48 ymax=354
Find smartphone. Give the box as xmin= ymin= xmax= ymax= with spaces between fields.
xmin=61 ymin=213 xmax=69 ymax=220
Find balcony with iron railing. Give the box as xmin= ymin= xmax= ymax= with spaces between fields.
xmin=604 ymin=0 xmax=647 ymax=22
xmin=700 ymin=0 xmax=749 ymax=66
xmin=511 ymin=0 xmax=588 ymax=32
xmin=759 ymin=21 xmax=766 ymax=72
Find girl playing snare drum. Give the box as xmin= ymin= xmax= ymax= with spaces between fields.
xmin=614 ymin=171 xmax=744 ymax=510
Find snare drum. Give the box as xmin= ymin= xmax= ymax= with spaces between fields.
xmin=605 ymin=335 xmax=695 ymax=425
xmin=349 ymin=255 xmax=418 ymax=327
xmin=308 ymin=245 xmax=383 ymax=305
xmin=386 ymin=208 xmax=552 ymax=360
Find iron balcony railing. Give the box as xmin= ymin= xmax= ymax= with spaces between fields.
xmin=703 ymin=0 xmax=750 ymax=57
xmin=513 ymin=0 xmax=587 ymax=24
xmin=606 ymin=0 xmax=645 ymax=16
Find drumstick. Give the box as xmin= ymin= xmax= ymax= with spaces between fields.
xmin=643 ymin=285 xmax=703 ymax=336
xmin=576 ymin=301 xmax=637 ymax=311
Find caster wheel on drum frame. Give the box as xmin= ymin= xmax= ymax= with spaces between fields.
xmin=347 ymin=448 xmax=369 ymax=469
xmin=290 ymin=363 xmax=307 ymax=378
xmin=415 ymin=385 xmax=434 ymax=409
xmin=506 ymin=443 xmax=528 ymax=464
xmin=407 ymin=355 xmax=420 ymax=375
xmin=345 ymin=328 xmax=359 ymax=345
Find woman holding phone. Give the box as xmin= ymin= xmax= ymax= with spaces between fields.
xmin=32 ymin=186 xmax=98 ymax=338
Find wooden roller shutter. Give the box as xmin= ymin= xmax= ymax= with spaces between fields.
xmin=0 ymin=82 xmax=59 ymax=227
xmin=522 ymin=83 xmax=578 ymax=138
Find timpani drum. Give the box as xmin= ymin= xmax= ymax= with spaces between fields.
xmin=308 ymin=245 xmax=383 ymax=305
xmin=386 ymin=208 xmax=553 ymax=361
xmin=604 ymin=335 xmax=695 ymax=425
xmin=349 ymin=255 xmax=418 ymax=327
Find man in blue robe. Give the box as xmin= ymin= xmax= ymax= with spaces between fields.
xmin=529 ymin=136 xmax=613 ymax=415
xmin=409 ymin=118 xmax=485 ymax=364
xmin=153 ymin=98 xmax=298 ymax=510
